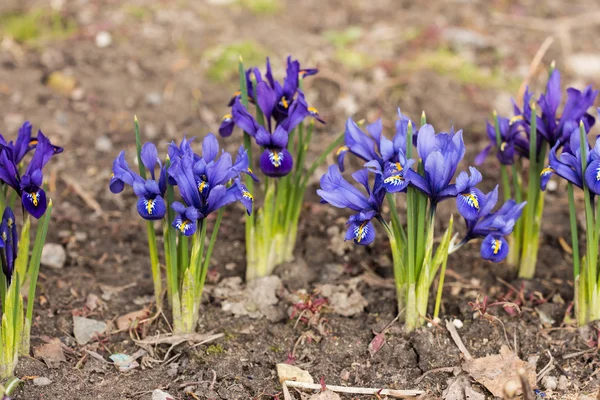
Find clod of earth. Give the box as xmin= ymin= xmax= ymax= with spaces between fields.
xmin=219 ymin=276 xmax=287 ymax=321
xmin=318 ymin=280 xmax=368 ymax=317
xmin=151 ymin=389 xmax=175 ymax=400
xmin=73 ymin=316 xmax=108 ymax=345
xmin=443 ymin=375 xmax=485 ymax=400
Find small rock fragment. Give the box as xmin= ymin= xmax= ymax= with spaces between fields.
xmin=94 ymin=135 xmax=113 ymax=153
xmin=95 ymin=31 xmax=112 ymax=48
xmin=542 ymin=375 xmax=558 ymax=391
xmin=116 ymin=308 xmax=150 ymax=330
xmin=452 ymin=319 xmax=464 ymax=329
xmin=276 ymin=363 xmax=314 ymax=384
xmin=41 ymin=243 xmax=67 ymax=269
xmin=309 ymin=390 xmax=341 ymax=400
xmin=145 ymin=92 xmax=163 ymax=106
xmin=558 ymin=375 xmax=569 ymax=390
xmin=73 ymin=316 xmax=107 ymax=345
xmin=151 ymin=389 xmax=175 ymax=400
xmin=33 ymin=377 xmax=52 ymax=386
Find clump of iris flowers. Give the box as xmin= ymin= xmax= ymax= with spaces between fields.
xmin=109 ymin=118 xmax=252 ymax=333
xmin=0 ymin=121 xmax=57 ymax=382
xmin=476 ymin=65 xmax=598 ymax=279
xmin=540 ymin=113 xmax=600 ymax=325
xmin=319 ymin=111 xmax=524 ymax=331
xmin=216 ymin=56 xmax=340 ymax=281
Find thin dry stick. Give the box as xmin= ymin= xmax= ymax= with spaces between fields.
xmin=283 ymin=381 xmax=423 ymax=398
xmin=518 ymin=368 xmax=535 ymax=400
xmin=62 ymin=175 xmax=103 ymax=213
xmin=536 ymin=350 xmax=555 ymax=383
xmin=516 ymin=36 xmax=554 ymax=107
xmin=281 ymin=382 xmax=293 ymax=400
xmin=445 ymin=320 xmax=472 ymax=360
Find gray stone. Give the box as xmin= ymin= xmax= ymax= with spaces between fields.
xmin=542 ymin=375 xmax=558 ymax=391
xmin=33 ymin=377 xmax=52 ymax=386
xmin=568 ymin=53 xmax=600 ymax=79
xmin=95 ymin=136 xmax=113 ymax=153
xmin=145 ymin=92 xmax=163 ymax=106
xmin=41 ymin=243 xmax=67 ymax=269
xmin=73 ymin=316 xmax=107 ymax=345
xmin=151 ymin=389 xmax=175 ymax=400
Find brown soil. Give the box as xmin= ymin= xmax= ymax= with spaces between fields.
xmin=1 ymin=0 xmax=600 ymax=399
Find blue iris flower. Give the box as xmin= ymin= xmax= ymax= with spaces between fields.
xmin=167 ymin=134 xmax=253 ymax=236
xmin=458 ymin=186 xmax=526 ymax=262
xmin=109 ymin=142 xmax=167 ymax=221
xmin=337 ymin=109 xmax=417 ymax=173
xmin=0 ymin=121 xmax=63 ymax=165
xmin=540 ymin=124 xmax=589 ymax=191
xmin=219 ymin=56 xmax=321 ymax=137
xmin=317 ymin=166 xmax=385 ymax=245
xmin=406 ymin=124 xmax=466 ymax=205
xmin=0 ymin=129 xmax=61 ymax=219
xmin=475 ymin=116 xmax=527 ymax=166
xmin=0 ymin=207 xmax=18 ymax=286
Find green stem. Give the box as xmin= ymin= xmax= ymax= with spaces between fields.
xmin=198 ymin=209 xmax=223 ymax=299
xmin=567 ymin=184 xmax=580 ymax=277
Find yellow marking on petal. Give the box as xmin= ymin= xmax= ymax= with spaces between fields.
xmin=7 ymin=218 xmax=13 ymax=228
xmin=384 ymin=175 xmax=404 ymax=185
xmin=247 ymin=167 xmax=253 ymax=174
xmin=179 ymin=220 xmax=189 ymax=233
xmin=222 ymin=113 xmax=232 ymax=121
xmin=233 ymin=90 xmax=241 ymax=97
xmin=1 ymin=233 xmax=6 ymax=241
xmin=110 ymin=173 xmax=115 ymax=179
xmin=243 ymin=190 xmax=254 ymax=201
xmin=280 ymin=97 xmax=289 ymax=109
xmin=355 ymin=220 xmax=369 ymax=243
xmin=308 ymin=106 xmax=319 ymax=114
xmin=336 ymin=146 xmax=349 ymax=156
xmin=394 ymin=162 xmax=403 ymax=172
xmin=540 ymin=166 xmax=555 ymax=177
xmin=198 ymin=180 xmax=207 ymax=193
xmin=462 ymin=192 xmax=480 ymax=210
xmin=500 ymin=142 xmax=507 ymax=151
xmin=29 ymin=139 xmax=38 ymax=146
xmin=146 ymin=199 xmax=154 ymax=214
xmin=596 ymin=166 xmax=600 ymax=181
xmin=509 ymin=115 xmax=524 ymax=125
xmin=271 ymin=151 xmax=281 ymax=167
xmin=30 ymin=192 xmax=39 ymax=207
xmin=492 ymin=238 xmax=502 ymax=255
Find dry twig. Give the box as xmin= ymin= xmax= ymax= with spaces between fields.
xmin=445 ymin=319 xmax=472 ymax=360
xmin=283 ymin=381 xmax=423 ymax=398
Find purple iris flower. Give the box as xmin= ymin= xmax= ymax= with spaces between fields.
xmin=0 ymin=130 xmax=60 ymax=219
xmin=475 ymin=116 xmax=527 ymax=166
xmin=0 ymin=207 xmax=18 ymax=286
xmin=540 ymin=124 xmax=590 ymax=191
xmin=317 ymin=166 xmax=385 ymax=246
xmin=0 ymin=121 xmax=63 ymax=165
xmin=458 ymin=186 xmax=526 ymax=262
xmin=583 ymin=112 xmax=600 ymax=195
xmin=513 ymin=70 xmax=597 ymax=150
xmin=406 ymin=124 xmax=466 ymax=205
xmin=218 ymin=56 xmax=320 ymax=136
xmin=455 ymin=167 xmax=485 ymax=221
xmin=168 ymin=134 xmax=253 ymax=236
xmin=109 ymin=143 xmax=167 ymax=221
xmin=337 ymin=109 xmax=417 ymax=173
xmin=255 ymin=126 xmax=293 ymax=177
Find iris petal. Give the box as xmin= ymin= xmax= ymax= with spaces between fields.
xmin=585 ymin=159 xmax=600 ymax=195
xmin=22 ymin=187 xmax=47 ymax=219
xmin=456 ymin=188 xmax=484 ymax=221
xmin=136 ymin=195 xmax=166 ymax=220
xmin=173 ymin=214 xmax=197 ymax=236
xmin=480 ymin=234 xmax=509 ymax=262
xmin=345 ymin=219 xmax=376 ymax=246
xmin=259 ymin=148 xmax=293 ymax=177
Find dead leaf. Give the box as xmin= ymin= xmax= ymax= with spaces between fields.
xmin=309 ymin=390 xmax=342 ymax=400
xmin=116 ymin=308 xmax=150 ymax=330
xmin=462 ymin=345 xmax=535 ymax=397
xmin=34 ymin=339 xmax=66 ymax=368
xmin=276 ymin=364 xmax=314 ymax=384
xmin=443 ymin=375 xmax=485 ymax=400
xmin=368 ymin=332 xmax=386 ymax=357
xmin=134 ymin=332 xmax=223 ymax=347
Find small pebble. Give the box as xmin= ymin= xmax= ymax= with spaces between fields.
xmin=41 ymin=243 xmax=67 ymax=269
xmin=145 ymin=92 xmax=163 ymax=106
xmin=542 ymin=375 xmax=558 ymax=391
xmin=558 ymin=375 xmax=569 ymax=390
xmin=95 ymin=136 xmax=113 ymax=153
xmin=452 ymin=319 xmax=463 ymax=329
xmin=95 ymin=31 xmax=112 ymax=48
xmin=546 ymin=180 xmax=558 ymax=192
xmin=33 ymin=377 xmax=52 ymax=386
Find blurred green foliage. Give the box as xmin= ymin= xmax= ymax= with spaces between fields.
xmin=204 ymin=40 xmax=269 ymax=82
xmin=323 ymin=26 xmax=372 ymax=70
xmin=240 ymin=0 xmax=281 ymax=15
xmin=0 ymin=8 xmax=76 ymax=44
